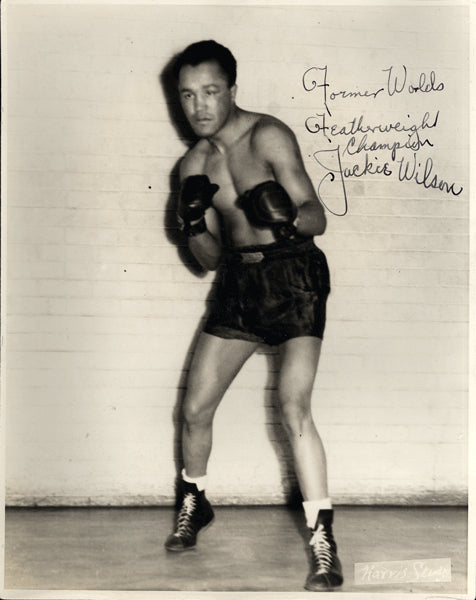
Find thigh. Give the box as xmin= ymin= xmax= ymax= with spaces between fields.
xmin=278 ymin=336 xmax=322 ymax=405
xmin=185 ymin=332 xmax=259 ymax=413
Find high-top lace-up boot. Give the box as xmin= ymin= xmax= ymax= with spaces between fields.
xmin=305 ymin=509 xmax=343 ymax=591
xmin=164 ymin=479 xmax=214 ymax=552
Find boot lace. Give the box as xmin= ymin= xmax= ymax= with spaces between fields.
xmin=175 ymin=493 xmax=197 ymax=537
xmin=310 ymin=523 xmax=334 ymax=575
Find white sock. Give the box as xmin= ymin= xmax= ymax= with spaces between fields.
xmin=182 ymin=468 xmax=207 ymax=492
xmin=303 ymin=497 xmax=333 ymax=529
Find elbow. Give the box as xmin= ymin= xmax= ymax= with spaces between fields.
xmin=310 ymin=206 xmax=327 ymax=235
xmin=189 ymin=238 xmax=222 ymax=271
xmin=295 ymin=202 xmax=327 ymax=236
xmin=315 ymin=214 xmax=327 ymax=235
xmin=197 ymin=256 xmax=220 ymax=271
xmin=205 ymin=261 xmax=220 ymax=272
xmin=298 ymin=213 xmax=327 ymax=237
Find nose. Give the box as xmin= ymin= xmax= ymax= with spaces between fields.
xmin=193 ymin=92 xmax=207 ymax=113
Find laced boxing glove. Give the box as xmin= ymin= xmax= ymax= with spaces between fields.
xmin=178 ymin=175 xmax=219 ymax=236
xmin=239 ymin=180 xmax=298 ymax=240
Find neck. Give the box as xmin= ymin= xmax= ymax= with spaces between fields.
xmin=207 ymin=106 xmax=244 ymax=153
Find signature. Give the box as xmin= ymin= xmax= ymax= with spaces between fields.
xmin=313 ymin=146 xmax=463 ymax=217
xmin=397 ymin=154 xmax=463 ymax=196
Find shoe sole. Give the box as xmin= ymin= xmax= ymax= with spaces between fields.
xmin=165 ymin=516 xmax=215 ymax=552
xmin=304 ymin=578 xmax=343 ymax=592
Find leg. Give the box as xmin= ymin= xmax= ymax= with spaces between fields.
xmin=277 ymin=336 xmax=327 ymax=500
xmin=278 ymin=336 xmax=343 ymax=591
xmin=182 ymin=332 xmax=259 ymax=477
xmin=165 ymin=332 xmax=258 ymax=552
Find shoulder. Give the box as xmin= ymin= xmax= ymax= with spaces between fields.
xmin=251 ymin=115 xmax=298 ymax=145
xmin=179 ymin=139 xmax=211 ymax=180
xmin=249 ymin=115 xmax=299 ymax=157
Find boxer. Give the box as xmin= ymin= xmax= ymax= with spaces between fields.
xmin=164 ymin=40 xmax=343 ymax=592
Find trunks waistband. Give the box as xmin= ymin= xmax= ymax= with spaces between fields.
xmin=224 ymin=237 xmax=317 ymax=264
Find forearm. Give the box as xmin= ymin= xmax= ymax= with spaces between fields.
xmin=295 ymin=201 xmax=327 ymax=236
xmin=188 ymin=231 xmax=222 ymax=271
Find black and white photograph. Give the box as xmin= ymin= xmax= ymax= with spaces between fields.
xmin=1 ymin=1 xmax=473 ymax=598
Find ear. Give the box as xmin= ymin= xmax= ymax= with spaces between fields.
xmin=230 ymin=84 xmax=237 ymax=102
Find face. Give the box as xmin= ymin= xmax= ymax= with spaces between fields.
xmin=178 ymin=60 xmax=237 ymax=138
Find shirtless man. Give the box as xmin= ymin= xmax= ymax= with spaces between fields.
xmin=164 ymin=40 xmax=343 ymax=592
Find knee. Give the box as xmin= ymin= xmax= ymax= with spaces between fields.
xmin=279 ymin=392 xmax=313 ymax=438
xmin=183 ymin=396 xmax=214 ymax=430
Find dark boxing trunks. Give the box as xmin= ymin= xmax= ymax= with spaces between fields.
xmin=203 ymin=237 xmax=331 ymax=346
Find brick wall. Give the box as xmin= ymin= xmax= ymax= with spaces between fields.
xmin=3 ymin=3 xmax=469 ymax=505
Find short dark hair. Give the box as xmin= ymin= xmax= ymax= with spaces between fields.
xmin=173 ymin=40 xmax=237 ymax=87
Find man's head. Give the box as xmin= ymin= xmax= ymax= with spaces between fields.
xmin=173 ymin=40 xmax=237 ymax=88
xmin=174 ymin=40 xmax=238 ymax=139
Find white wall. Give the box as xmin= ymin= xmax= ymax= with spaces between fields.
xmin=3 ymin=2 xmax=469 ymax=506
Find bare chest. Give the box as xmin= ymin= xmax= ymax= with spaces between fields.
xmin=203 ymin=139 xmax=273 ymax=214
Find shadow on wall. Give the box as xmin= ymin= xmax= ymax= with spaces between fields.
xmin=159 ymin=52 xmax=206 ymax=278
xmin=159 ymin=52 xmax=220 ymax=484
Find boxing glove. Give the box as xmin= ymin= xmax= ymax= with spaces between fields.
xmin=239 ymin=180 xmax=298 ymax=240
xmin=178 ymin=175 xmax=219 ymax=236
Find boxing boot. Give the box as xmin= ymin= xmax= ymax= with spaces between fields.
xmin=305 ymin=509 xmax=344 ymax=591
xmin=164 ymin=479 xmax=214 ymax=552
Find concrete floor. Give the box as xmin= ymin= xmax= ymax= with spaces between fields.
xmin=3 ymin=505 xmax=468 ymax=595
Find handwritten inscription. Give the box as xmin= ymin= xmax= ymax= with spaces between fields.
xmin=302 ymin=65 xmax=462 ymax=214
xmin=384 ymin=65 xmax=445 ymax=96
xmin=302 ymin=64 xmax=444 ymax=107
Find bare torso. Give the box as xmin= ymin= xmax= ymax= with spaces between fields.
xmin=183 ymin=110 xmax=280 ymax=246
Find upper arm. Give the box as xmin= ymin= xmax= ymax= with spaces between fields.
xmin=252 ymin=120 xmax=318 ymax=208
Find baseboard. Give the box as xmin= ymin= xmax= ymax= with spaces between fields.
xmin=5 ymin=489 xmax=468 ymax=508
